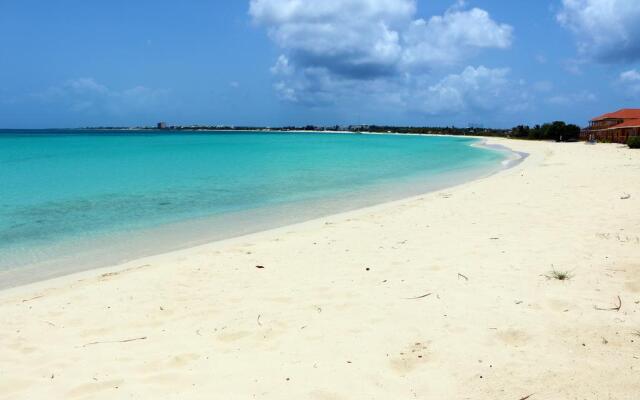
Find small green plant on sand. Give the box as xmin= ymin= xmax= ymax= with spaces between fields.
xmin=546 ymin=268 xmax=573 ymax=281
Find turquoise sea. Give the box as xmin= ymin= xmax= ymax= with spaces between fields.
xmin=0 ymin=130 xmax=512 ymax=286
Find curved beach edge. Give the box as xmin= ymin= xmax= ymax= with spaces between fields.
xmin=0 ymin=136 xmax=529 ymax=290
xmin=2 ymin=139 xmax=639 ymax=399
xmin=471 ymin=137 xmax=530 ymax=169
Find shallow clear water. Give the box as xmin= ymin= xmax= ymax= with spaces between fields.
xmin=0 ymin=130 xmax=509 ymax=285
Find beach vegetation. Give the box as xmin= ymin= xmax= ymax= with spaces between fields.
xmin=628 ymin=136 xmax=640 ymax=149
xmin=511 ymin=121 xmax=580 ymax=142
xmin=546 ymin=269 xmax=573 ymax=281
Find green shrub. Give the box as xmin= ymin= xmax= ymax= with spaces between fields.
xmin=628 ymin=136 xmax=640 ymax=149
xmin=546 ymin=269 xmax=573 ymax=281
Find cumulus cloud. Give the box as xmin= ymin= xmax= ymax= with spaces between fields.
xmin=270 ymin=55 xmax=294 ymax=76
xmin=251 ymin=0 xmax=512 ymax=78
xmin=402 ymin=8 xmax=512 ymax=68
xmin=269 ymin=64 xmax=526 ymax=119
xmin=251 ymin=0 xmax=413 ymax=78
xmin=273 ymin=67 xmax=395 ymax=105
xmin=414 ymin=66 xmax=513 ymax=115
xmin=557 ymin=0 xmax=640 ymax=62
xmin=249 ymin=0 xmax=519 ymax=120
xmin=250 ymin=0 xmax=515 ymax=117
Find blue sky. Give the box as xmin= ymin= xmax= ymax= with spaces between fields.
xmin=1 ymin=0 xmax=639 ymax=129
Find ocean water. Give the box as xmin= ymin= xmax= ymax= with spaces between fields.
xmin=0 ymin=130 xmax=511 ymax=286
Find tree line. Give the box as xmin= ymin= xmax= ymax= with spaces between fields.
xmin=363 ymin=122 xmax=583 ymax=142
xmin=510 ymin=121 xmax=581 ymax=142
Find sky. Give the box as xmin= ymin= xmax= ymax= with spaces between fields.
xmin=1 ymin=0 xmax=639 ymax=129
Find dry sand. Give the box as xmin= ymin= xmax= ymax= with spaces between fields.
xmin=1 ymin=138 xmax=639 ymax=399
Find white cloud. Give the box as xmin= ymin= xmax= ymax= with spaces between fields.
xmin=66 ymin=78 xmax=109 ymax=94
xmin=618 ymin=69 xmax=640 ymax=96
xmin=620 ymin=69 xmax=640 ymax=82
xmin=33 ymin=78 xmax=170 ymax=116
xmin=414 ymin=66 xmax=513 ymax=115
xmin=250 ymin=0 xmax=515 ymax=117
xmin=251 ymin=0 xmax=512 ymax=78
xmin=249 ymin=0 xmax=415 ymax=25
xmin=272 ymin=65 xmax=528 ymax=116
xmin=557 ymin=0 xmax=640 ymax=62
xmin=274 ymin=81 xmax=299 ymax=102
xmin=273 ymin=67 xmax=392 ymax=106
xmin=270 ymin=55 xmax=294 ymax=76
xmin=251 ymin=0 xmax=414 ymax=78
xmin=547 ymin=90 xmax=597 ymax=106
xmin=402 ymin=8 xmax=512 ymax=68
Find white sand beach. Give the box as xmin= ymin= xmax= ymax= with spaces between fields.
xmin=1 ymin=138 xmax=639 ymax=399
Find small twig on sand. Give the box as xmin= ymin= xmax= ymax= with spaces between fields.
xmin=22 ymin=295 xmax=44 ymax=303
xmin=594 ymin=296 xmax=622 ymax=312
xmin=458 ymin=273 xmax=469 ymax=281
xmin=405 ymin=293 xmax=432 ymax=300
xmin=257 ymin=314 xmax=263 ymax=327
xmin=83 ymin=337 xmax=147 ymax=347
xmin=519 ymin=394 xmax=534 ymax=400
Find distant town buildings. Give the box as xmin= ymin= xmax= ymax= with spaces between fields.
xmin=582 ymin=109 xmax=640 ymax=143
xmin=157 ymin=122 xmax=167 ymax=129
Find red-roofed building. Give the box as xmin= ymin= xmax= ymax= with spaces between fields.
xmin=582 ymin=108 xmax=640 ymax=143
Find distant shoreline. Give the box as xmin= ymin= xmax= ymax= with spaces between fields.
xmin=0 ymin=126 xmax=512 ymax=138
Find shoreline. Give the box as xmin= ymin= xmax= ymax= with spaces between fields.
xmin=0 ymin=136 xmax=514 ymax=290
xmin=0 ymin=139 xmax=518 ymax=294
xmin=1 ymin=138 xmax=639 ymax=399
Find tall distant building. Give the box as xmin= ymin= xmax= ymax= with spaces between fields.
xmin=157 ymin=122 xmax=167 ymax=129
